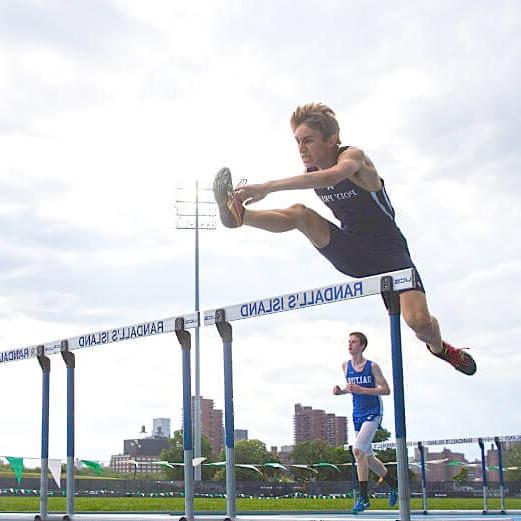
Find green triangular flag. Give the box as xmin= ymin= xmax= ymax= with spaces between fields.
xmin=448 ymin=460 xmax=466 ymax=466
xmin=80 ymin=460 xmax=102 ymax=475
xmin=6 ymin=457 xmax=24 ymax=484
xmin=314 ymin=462 xmax=341 ymax=472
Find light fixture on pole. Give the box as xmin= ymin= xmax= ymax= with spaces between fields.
xmin=175 ymin=180 xmax=216 ymax=482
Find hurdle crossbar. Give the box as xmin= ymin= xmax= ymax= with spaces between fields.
xmin=371 ymin=434 xmax=521 ymax=450
xmin=204 ymin=268 xmax=415 ymax=324
xmin=0 ymin=313 xmax=199 ymax=365
xmin=206 ymin=269 xmax=415 ymax=521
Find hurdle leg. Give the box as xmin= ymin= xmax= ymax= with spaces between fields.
xmin=495 ymin=436 xmax=506 ymax=513
xmin=348 ymin=445 xmax=358 ymax=502
xmin=381 ymin=276 xmax=411 ymax=521
xmin=418 ymin=441 xmax=428 ymax=514
xmin=60 ymin=340 xmax=75 ymax=521
xmin=479 ymin=438 xmax=489 ymax=513
xmin=215 ymin=309 xmax=236 ymax=521
xmin=36 ymin=345 xmax=50 ymax=521
xmin=175 ymin=318 xmax=195 ymax=521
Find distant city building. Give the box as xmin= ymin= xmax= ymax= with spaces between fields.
xmin=110 ymin=423 xmax=171 ymax=475
xmin=412 ymin=447 xmax=468 ymax=482
xmin=235 ymin=429 xmax=248 ymax=442
xmin=276 ymin=445 xmax=294 ymax=464
xmin=192 ymin=396 xmax=224 ymax=457
xmin=110 ymin=454 xmax=164 ymax=474
xmin=325 ymin=413 xmax=348 ymax=447
xmin=153 ymin=418 xmax=171 ymax=438
xmin=293 ymin=403 xmax=348 ymax=446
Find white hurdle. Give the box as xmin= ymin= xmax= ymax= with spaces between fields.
xmin=204 ymin=268 xmax=415 ymax=521
xmin=0 ymin=313 xmax=198 ymax=521
xmin=1 ymin=268 xmax=417 ymax=520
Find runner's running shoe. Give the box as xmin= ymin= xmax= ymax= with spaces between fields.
xmin=428 ymin=341 xmax=477 ymax=375
xmin=352 ymin=496 xmax=370 ymax=513
xmin=213 ymin=167 xmax=245 ymax=228
xmin=388 ymin=486 xmax=398 ymax=507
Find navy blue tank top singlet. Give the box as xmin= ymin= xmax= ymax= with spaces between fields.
xmin=312 ymin=146 xmax=407 ymax=248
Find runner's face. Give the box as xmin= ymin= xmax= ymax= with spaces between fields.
xmin=348 ymin=335 xmax=363 ymax=356
xmin=294 ymin=123 xmax=336 ymax=168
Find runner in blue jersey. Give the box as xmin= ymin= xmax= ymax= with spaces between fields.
xmin=333 ymin=331 xmax=397 ymax=513
xmin=213 ymin=102 xmax=476 ymax=376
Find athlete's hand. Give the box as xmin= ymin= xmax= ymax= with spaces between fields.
xmin=345 ymin=383 xmax=362 ymax=394
xmin=236 ymin=183 xmax=268 ymax=205
xmin=332 ymin=385 xmax=343 ymax=395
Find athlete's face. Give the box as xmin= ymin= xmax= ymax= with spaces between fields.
xmin=294 ymin=123 xmax=337 ymax=169
xmin=348 ymin=335 xmax=364 ymax=356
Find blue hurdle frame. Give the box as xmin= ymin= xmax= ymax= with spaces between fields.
xmin=210 ymin=270 xmax=414 ymax=521
xmin=175 ymin=317 xmax=195 ymax=521
xmin=36 ymin=345 xmax=50 ymax=521
xmin=418 ymin=441 xmax=428 ymax=514
xmin=60 ymin=339 xmax=75 ymax=521
xmin=479 ymin=437 xmax=489 ymax=513
xmin=495 ymin=436 xmax=506 ymax=513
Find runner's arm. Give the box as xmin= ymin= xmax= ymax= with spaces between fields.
xmin=333 ymin=361 xmax=349 ymax=395
xmin=237 ymin=148 xmax=365 ymax=204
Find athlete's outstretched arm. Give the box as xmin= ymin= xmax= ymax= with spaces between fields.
xmin=237 ymin=148 xmax=365 ymax=205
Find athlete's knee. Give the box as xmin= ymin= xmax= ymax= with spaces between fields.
xmin=403 ymin=309 xmax=432 ymax=335
xmin=353 ymin=447 xmax=366 ymax=459
xmin=288 ymin=203 xmax=322 ymax=230
xmin=287 ymin=203 xmax=311 ymax=224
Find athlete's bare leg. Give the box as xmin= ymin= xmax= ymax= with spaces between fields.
xmin=400 ymin=290 xmax=442 ymax=353
xmin=243 ymin=204 xmax=331 ymax=248
xmin=367 ymin=454 xmax=388 ymax=479
xmin=352 ymin=447 xmax=369 ymax=481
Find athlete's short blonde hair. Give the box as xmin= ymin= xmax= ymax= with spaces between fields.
xmin=290 ymin=103 xmax=341 ymax=145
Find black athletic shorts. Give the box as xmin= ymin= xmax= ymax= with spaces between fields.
xmin=315 ymin=221 xmax=425 ymax=296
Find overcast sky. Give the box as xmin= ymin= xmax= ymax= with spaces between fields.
xmin=1 ymin=0 xmax=520 ymax=465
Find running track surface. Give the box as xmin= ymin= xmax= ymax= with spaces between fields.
xmin=0 ymin=511 xmax=520 ymax=521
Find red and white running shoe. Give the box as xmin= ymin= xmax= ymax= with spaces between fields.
xmin=428 ymin=341 xmax=477 ymax=376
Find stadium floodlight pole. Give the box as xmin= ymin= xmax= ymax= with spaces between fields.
xmin=418 ymin=441 xmax=428 ymax=514
xmin=214 ymin=309 xmax=236 ymax=521
xmin=478 ymin=437 xmax=489 ymax=513
xmin=495 ymin=436 xmax=506 ymax=514
xmin=60 ymin=340 xmax=75 ymax=521
xmin=175 ymin=317 xmax=195 ymax=521
xmin=36 ymin=345 xmax=50 ymax=521
xmin=176 ymin=180 xmax=216 ymax=482
xmin=381 ymin=275 xmax=411 ymax=521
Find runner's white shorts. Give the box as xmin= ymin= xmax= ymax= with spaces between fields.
xmin=353 ymin=416 xmax=382 ymax=454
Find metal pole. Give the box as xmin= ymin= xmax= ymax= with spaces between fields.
xmin=37 ymin=345 xmax=50 ymax=521
xmin=381 ymin=276 xmax=410 ymax=521
xmin=479 ymin=437 xmax=489 ymax=513
xmin=194 ymin=179 xmax=202 ymax=482
xmin=349 ymin=445 xmax=358 ymax=502
xmin=215 ymin=309 xmax=236 ymax=521
xmin=495 ymin=437 xmax=506 ymax=513
xmin=418 ymin=441 xmax=428 ymax=514
xmin=60 ymin=340 xmax=75 ymax=520
xmin=175 ymin=318 xmax=194 ymax=521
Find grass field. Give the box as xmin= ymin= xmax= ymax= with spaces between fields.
xmin=0 ymin=497 xmax=520 ymax=513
